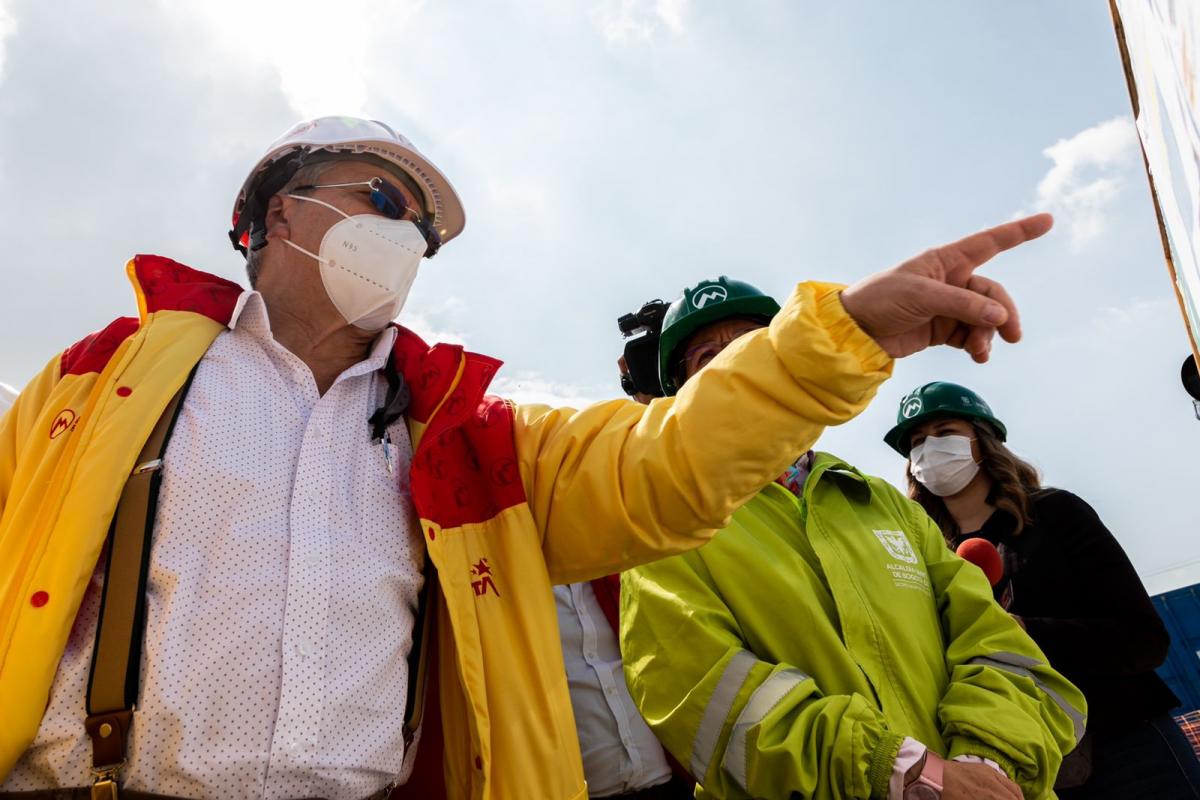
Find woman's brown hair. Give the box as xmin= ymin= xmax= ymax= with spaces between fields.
xmin=907 ymin=418 xmax=1042 ymax=542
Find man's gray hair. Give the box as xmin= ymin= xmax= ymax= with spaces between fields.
xmin=244 ymin=159 xmax=340 ymax=287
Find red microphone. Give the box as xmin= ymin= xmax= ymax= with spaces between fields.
xmin=957 ymin=537 xmax=1004 ymax=587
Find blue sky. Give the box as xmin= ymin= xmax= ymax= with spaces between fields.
xmin=0 ymin=1 xmax=1195 ymax=591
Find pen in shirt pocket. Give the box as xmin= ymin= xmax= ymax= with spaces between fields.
xmin=379 ymin=431 xmax=395 ymax=476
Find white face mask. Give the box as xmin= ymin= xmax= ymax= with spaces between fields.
xmin=282 ymin=193 xmax=428 ymax=330
xmin=909 ymin=434 xmax=980 ymax=497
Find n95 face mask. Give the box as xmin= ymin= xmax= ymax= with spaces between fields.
xmin=910 ymin=434 xmax=980 ymax=497
xmin=283 ymin=193 xmax=428 ymax=330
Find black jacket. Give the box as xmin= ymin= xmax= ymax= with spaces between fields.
xmin=952 ymin=488 xmax=1179 ymax=735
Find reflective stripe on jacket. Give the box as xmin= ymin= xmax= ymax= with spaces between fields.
xmin=621 ymin=454 xmax=1087 ymax=800
xmin=0 ymin=256 xmax=892 ymax=799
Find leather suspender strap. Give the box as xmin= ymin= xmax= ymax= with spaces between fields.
xmin=84 ymin=371 xmax=195 ymax=799
xmin=401 ymin=567 xmax=437 ymax=751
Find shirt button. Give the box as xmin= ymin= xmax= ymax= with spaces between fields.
xmin=305 ymin=553 xmax=321 ymax=567
xmin=297 ymin=641 xmax=315 ymax=657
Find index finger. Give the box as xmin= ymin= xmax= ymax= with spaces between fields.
xmin=968 ymin=274 xmax=1021 ymax=343
xmin=945 ymin=212 xmax=1054 ymax=274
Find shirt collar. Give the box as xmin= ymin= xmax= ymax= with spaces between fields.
xmin=359 ymin=326 xmax=399 ymax=373
xmin=228 ymin=290 xmax=271 ymax=335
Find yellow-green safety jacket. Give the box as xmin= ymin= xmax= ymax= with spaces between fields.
xmin=0 ymin=256 xmax=892 ymax=799
xmin=621 ymin=453 xmax=1087 ymax=800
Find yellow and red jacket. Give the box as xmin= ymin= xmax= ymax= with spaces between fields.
xmin=0 ymin=255 xmax=892 ymax=799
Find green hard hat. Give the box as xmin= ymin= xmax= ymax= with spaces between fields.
xmin=883 ymin=381 xmax=1007 ymax=456
xmin=658 ymin=276 xmax=781 ymax=396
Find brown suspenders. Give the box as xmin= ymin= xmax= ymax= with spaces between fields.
xmin=402 ymin=570 xmax=436 ymax=754
xmin=84 ymin=374 xmax=193 ymax=800
xmin=79 ymin=368 xmax=434 ymax=800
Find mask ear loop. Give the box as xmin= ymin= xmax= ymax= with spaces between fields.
xmin=287 ymin=192 xmax=356 ymax=221
xmin=278 ymin=193 xmax=360 ymax=264
xmin=280 ymin=238 xmax=325 ymax=265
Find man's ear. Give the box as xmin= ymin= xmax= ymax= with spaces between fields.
xmin=263 ymin=194 xmax=291 ymax=244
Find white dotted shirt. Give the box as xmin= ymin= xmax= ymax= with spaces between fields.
xmin=3 ymin=292 xmax=426 ymax=800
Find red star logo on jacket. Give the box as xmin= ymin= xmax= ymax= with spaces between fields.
xmin=471 ymin=558 xmax=499 ymax=597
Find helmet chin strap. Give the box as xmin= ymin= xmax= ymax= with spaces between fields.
xmin=231 ymin=150 xmax=314 ymax=255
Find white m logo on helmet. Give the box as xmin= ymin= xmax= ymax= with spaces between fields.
xmin=691 ymin=285 xmax=728 ymax=309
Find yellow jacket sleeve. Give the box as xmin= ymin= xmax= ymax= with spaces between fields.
xmin=513 ymin=281 xmax=893 ymax=584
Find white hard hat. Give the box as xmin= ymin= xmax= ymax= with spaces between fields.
xmin=230 ymin=116 xmax=465 ymax=254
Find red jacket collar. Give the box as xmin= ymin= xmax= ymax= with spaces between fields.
xmin=130 ymin=254 xmax=244 ymax=325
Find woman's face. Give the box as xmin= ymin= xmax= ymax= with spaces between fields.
xmin=907 ymin=417 xmax=981 ymax=462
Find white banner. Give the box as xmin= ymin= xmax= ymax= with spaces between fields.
xmin=1114 ymin=0 xmax=1200 ymax=356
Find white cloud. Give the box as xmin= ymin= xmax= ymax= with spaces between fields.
xmin=1093 ymin=296 xmax=1176 ymax=332
xmin=1034 ymin=116 xmax=1140 ymax=250
xmin=396 ymin=294 xmax=470 ymax=347
xmin=398 ymin=312 xmax=469 ymax=347
xmin=0 ymin=2 xmax=15 ymax=82
xmin=170 ymin=0 xmax=425 ymax=118
xmin=397 ymin=307 xmax=611 ymax=407
xmin=590 ymin=0 xmax=688 ymax=44
xmin=654 ymin=0 xmax=687 ymax=33
xmin=490 ymin=372 xmax=608 ymax=407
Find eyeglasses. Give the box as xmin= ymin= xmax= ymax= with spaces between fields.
xmin=294 ymin=176 xmax=442 ymax=257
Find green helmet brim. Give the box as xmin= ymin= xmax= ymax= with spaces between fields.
xmin=884 ymin=407 xmax=1008 ymax=457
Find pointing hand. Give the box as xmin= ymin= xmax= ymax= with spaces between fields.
xmin=839 ymin=213 xmax=1052 ymax=363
